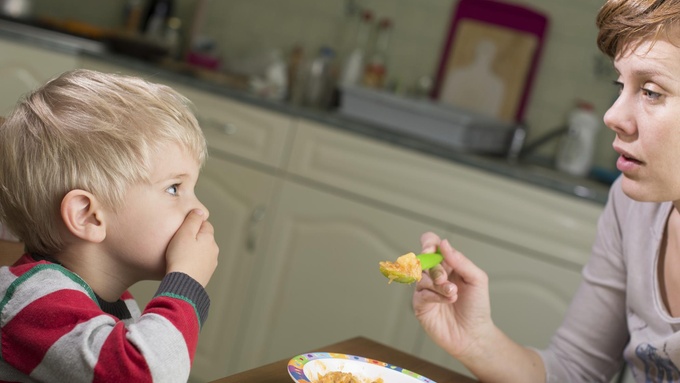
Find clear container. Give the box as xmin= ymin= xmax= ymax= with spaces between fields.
xmin=362 ymin=18 xmax=392 ymax=89
xmin=340 ymin=9 xmax=374 ymax=87
xmin=304 ymin=46 xmax=337 ymax=109
xmin=556 ymin=101 xmax=600 ymax=177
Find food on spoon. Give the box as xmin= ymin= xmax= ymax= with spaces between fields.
xmin=379 ymin=252 xmax=422 ymax=284
xmin=315 ymin=371 xmax=384 ymax=383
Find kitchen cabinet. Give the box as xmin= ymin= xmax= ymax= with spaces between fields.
xmin=189 ymin=156 xmax=283 ymax=382
xmin=235 ymin=178 xmax=444 ymax=371
xmin=269 ymin=119 xmax=602 ymax=377
xmin=159 ymin=92 xmax=294 ymax=383
xmin=0 ymin=38 xmax=77 ymax=115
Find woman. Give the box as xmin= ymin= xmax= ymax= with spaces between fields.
xmin=414 ymin=0 xmax=680 ymax=381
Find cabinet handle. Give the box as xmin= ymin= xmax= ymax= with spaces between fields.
xmin=246 ymin=205 xmax=267 ymax=252
xmin=197 ymin=116 xmax=238 ymax=135
xmin=219 ymin=122 xmax=238 ymax=135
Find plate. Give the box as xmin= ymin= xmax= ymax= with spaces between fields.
xmin=287 ymin=352 xmax=436 ymax=383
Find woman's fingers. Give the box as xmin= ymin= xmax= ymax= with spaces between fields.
xmin=440 ymin=239 xmax=488 ymax=287
xmin=418 ymin=238 xmax=486 ymax=301
xmin=420 ymin=231 xmax=441 ymax=254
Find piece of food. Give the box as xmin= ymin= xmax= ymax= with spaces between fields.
xmin=315 ymin=371 xmax=383 ymax=383
xmin=379 ymin=252 xmax=422 ymax=284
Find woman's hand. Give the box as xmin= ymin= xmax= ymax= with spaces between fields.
xmin=413 ymin=232 xmax=495 ymax=360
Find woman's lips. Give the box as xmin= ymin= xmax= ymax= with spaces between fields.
xmin=616 ymin=153 xmax=642 ymax=172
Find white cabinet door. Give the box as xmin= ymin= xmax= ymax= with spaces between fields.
xmin=191 ymin=155 xmax=282 ymax=382
xmin=414 ymin=229 xmax=583 ymax=377
xmin=131 ymin=155 xmax=281 ymax=382
xmin=235 ymin=179 xmax=449 ymax=372
xmin=287 ymin=119 xmax=603 ymax=268
xmin=0 ymin=39 xmax=77 ymax=115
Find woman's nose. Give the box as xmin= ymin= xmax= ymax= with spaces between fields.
xmin=603 ymin=94 xmax=635 ymax=136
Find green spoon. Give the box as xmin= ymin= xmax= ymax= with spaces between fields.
xmin=379 ymin=252 xmax=444 ymax=284
xmin=417 ymin=252 xmax=444 ymax=270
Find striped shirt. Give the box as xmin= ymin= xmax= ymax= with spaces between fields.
xmin=0 ymin=254 xmax=210 ymax=382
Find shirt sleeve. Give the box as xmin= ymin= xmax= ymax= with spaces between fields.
xmin=537 ymin=177 xmax=629 ymax=382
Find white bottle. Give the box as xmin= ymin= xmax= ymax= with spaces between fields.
xmin=340 ymin=10 xmax=373 ymax=87
xmin=556 ymin=101 xmax=600 ymax=177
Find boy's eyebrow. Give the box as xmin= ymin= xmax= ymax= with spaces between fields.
xmin=152 ymin=172 xmax=190 ymax=183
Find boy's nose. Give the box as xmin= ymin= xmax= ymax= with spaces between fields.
xmin=195 ymin=199 xmax=209 ymax=220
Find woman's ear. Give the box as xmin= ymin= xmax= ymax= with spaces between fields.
xmin=60 ymin=190 xmax=106 ymax=243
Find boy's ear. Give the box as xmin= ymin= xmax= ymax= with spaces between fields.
xmin=60 ymin=190 xmax=107 ymax=243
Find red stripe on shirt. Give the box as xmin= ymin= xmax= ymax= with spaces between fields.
xmin=93 ymin=322 xmax=152 ymax=383
xmin=2 ymin=289 xmax=101 ymax=374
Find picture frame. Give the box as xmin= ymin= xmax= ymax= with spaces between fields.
xmin=431 ymin=0 xmax=548 ymax=123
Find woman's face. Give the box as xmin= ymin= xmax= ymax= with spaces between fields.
xmin=605 ymin=38 xmax=680 ymax=203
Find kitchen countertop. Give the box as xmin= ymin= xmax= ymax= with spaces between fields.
xmin=0 ymin=17 xmax=611 ymax=205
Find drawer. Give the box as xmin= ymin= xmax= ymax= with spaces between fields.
xmin=78 ymin=57 xmax=295 ymax=169
xmin=171 ymin=83 xmax=295 ymax=169
xmin=287 ymin=118 xmax=603 ymax=267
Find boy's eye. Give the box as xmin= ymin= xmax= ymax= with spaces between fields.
xmin=166 ymin=184 xmax=179 ymax=196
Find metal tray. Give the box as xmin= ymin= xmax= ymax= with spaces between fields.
xmin=339 ymin=85 xmax=518 ymax=154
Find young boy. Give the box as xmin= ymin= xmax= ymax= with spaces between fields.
xmin=0 ymin=69 xmax=219 ymax=382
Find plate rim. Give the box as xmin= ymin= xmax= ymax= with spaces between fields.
xmin=286 ymin=351 xmax=436 ymax=383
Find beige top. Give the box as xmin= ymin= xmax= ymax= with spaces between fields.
xmin=539 ymin=176 xmax=680 ymax=382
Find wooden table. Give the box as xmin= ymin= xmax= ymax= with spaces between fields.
xmin=209 ymin=336 xmax=478 ymax=383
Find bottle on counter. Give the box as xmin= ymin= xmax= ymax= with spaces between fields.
xmin=303 ymin=46 xmax=337 ymax=109
xmin=556 ymin=101 xmax=600 ymax=177
xmin=287 ymin=45 xmax=313 ymax=106
xmin=164 ymin=17 xmax=182 ymax=59
xmin=140 ymin=0 xmax=174 ymax=41
xmin=123 ymin=0 xmax=143 ymax=33
xmin=362 ymin=17 xmax=392 ymax=89
xmin=340 ymin=9 xmax=374 ymax=87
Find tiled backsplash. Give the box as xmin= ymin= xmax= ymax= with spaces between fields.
xmin=32 ymin=0 xmax=618 ymax=170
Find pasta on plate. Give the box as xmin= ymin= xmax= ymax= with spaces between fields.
xmin=315 ymin=371 xmax=384 ymax=383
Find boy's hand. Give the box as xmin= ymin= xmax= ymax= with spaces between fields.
xmin=165 ymin=209 xmax=219 ymax=287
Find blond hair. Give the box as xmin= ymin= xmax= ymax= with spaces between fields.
xmin=597 ymin=0 xmax=680 ymax=58
xmin=0 ymin=69 xmax=207 ymax=255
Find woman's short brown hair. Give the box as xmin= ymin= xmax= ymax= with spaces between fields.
xmin=597 ymin=0 xmax=680 ymax=58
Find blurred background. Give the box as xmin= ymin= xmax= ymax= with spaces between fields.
xmin=16 ymin=0 xmax=618 ymax=172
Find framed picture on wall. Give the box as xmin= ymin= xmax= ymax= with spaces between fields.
xmin=431 ymin=0 xmax=548 ymax=123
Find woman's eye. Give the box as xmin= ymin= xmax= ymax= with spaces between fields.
xmin=642 ymin=87 xmax=661 ymax=100
xmin=166 ymin=184 xmax=179 ymax=196
xmin=613 ymin=80 xmax=623 ymax=93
